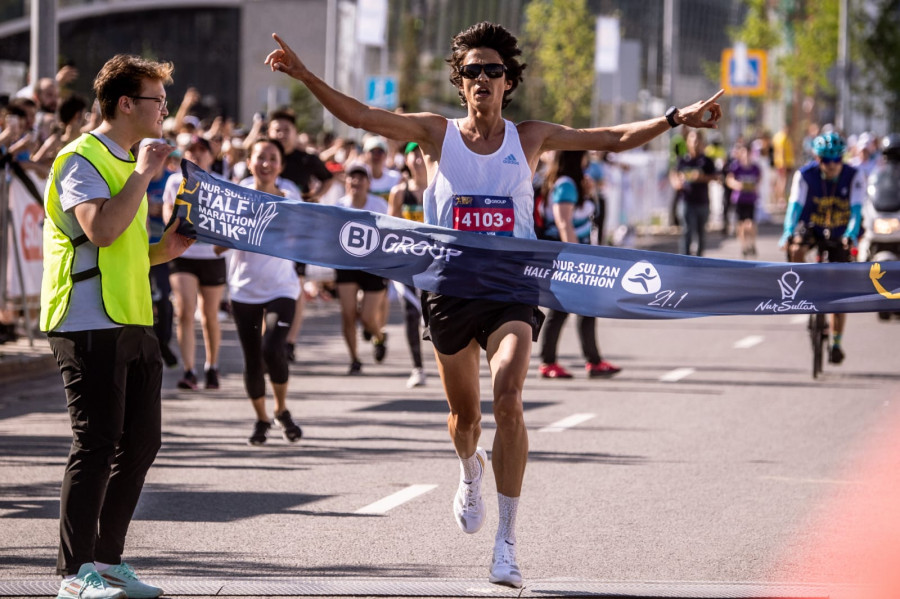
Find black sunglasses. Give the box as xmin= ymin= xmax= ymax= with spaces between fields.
xmin=459 ymin=63 xmax=507 ymax=79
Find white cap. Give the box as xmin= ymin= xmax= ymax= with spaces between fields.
xmin=363 ymin=136 xmax=388 ymax=153
xmin=344 ymin=161 xmax=370 ymax=178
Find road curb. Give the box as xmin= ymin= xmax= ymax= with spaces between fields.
xmin=0 ymin=339 xmax=56 ymax=384
xmin=0 ymin=576 xmax=853 ymax=598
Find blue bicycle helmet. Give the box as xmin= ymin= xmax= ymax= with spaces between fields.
xmin=812 ymin=131 xmax=846 ymax=160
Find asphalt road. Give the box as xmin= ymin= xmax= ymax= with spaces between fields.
xmin=2 ymin=223 xmax=899 ymax=598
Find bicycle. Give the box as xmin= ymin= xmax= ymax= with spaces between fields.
xmin=808 ymin=309 xmax=828 ymax=379
xmin=788 ymin=228 xmax=848 ymax=379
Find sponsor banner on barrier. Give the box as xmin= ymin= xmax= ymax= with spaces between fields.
xmin=5 ymin=173 xmax=44 ymax=297
xmin=173 ymin=160 xmax=900 ymax=319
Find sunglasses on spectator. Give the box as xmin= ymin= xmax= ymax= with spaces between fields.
xmin=459 ymin=63 xmax=507 ymax=79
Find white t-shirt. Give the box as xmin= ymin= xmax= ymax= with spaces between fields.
xmin=336 ymin=193 xmax=389 ymax=215
xmin=239 ymin=175 xmax=301 ymax=199
xmin=53 ymin=132 xmax=132 ymax=331
xmin=226 ymin=183 xmax=302 ymax=304
xmin=368 ymin=169 xmax=402 ymax=200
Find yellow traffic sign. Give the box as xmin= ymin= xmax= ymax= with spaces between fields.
xmin=721 ymin=48 xmax=767 ymax=96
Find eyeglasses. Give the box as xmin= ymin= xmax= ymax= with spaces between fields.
xmin=130 ymin=96 xmax=168 ymax=112
xmin=819 ymin=157 xmax=842 ymax=165
xmin=459 ymin=63 xmax=506 ymax=79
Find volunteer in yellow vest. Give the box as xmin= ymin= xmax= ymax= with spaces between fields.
xmin=772 ymin=124 xmax=795 ymax=209
xmin=41 ymin=54 xmax=193 ymax=599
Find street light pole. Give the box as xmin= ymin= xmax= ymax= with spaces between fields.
xmin=662 ymin=0 xmax=674 ymax=104
xmin=324 ymin=0 xmax=337 ymax=132
xmin=30 ymin=0 xmax=57 ymax=84
xmin=836 ymin=0 xmax=849 ymax=132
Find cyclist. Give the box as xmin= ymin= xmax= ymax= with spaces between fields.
xmin=779 ymin=131 xmax=865 ymax=364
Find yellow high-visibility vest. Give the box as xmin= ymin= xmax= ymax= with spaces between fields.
xmin=41 ymin=133 xmax=151 ymax=331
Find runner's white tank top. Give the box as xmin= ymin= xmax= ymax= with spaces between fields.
xmin=424 ymin=118 xmax=536 ymax=240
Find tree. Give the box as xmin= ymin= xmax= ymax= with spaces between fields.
xmin=397 ymin=4 xmax=424 ymax=112
xmin=781 ymin=0 xmax=839 ymax=99
xmin=729 ymin=0 xmax=782 ymax=51
xmin=731 ymin=0 xmax=841 ymax=144
xmin=731 ymin=1 xmax=839 ymax=101
xmin=289 ymin=83 xmax=324 ymax=134
xmin=522 ymin=0 xmax=595 ymax=127
xmin=860 ymin=0 xmax=900 ymax=130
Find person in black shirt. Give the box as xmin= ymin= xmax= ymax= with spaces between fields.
xmin=669 ymin=129 xmax=718 ymax=256
xmin=266 ymin=110 xmax=334 ymax=202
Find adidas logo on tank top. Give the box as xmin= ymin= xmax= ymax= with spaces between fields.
xmin=502 ymin=154 xmax=519 ymax=165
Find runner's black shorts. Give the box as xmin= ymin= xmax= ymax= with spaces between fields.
xmin=334 ymin=269 xmax=387 ymax=292
xmin=421 ymin=292 xmax=545 ymax=355
xmin=734 ymin=202 xmax=755 ymax=222
xmin=791 ymin=229 xmax=852 ymax=262
xmin=169 ymin=257 xmax=227 ymax=286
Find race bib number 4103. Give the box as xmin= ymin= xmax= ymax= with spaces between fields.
xmin=452 ymin=195 xmax=515 ymax=236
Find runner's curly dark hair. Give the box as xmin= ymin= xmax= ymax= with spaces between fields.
xmin=446 ymin=22 xmax=525 ymax=110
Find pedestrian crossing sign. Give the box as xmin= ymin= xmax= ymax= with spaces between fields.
xmin=365 ymin=76 xmax=398 ymax=109
xmin=721 ymin=48 xmax=767 ymax=96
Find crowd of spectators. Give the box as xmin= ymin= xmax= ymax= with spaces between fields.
xmin=0 ymin=68 xmax=426 ymax=392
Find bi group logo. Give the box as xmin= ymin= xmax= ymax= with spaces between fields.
xmin=339 ymin=221 xmax=463 ymax=262
xmin=339 ymin=221 xmax=381 ymax=257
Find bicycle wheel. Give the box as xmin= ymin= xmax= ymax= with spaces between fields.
xmin=810 ymin=313 xmax=826 ymax=378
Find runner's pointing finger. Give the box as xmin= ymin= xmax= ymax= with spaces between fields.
xmin=706 ymin=89 xmax=725 ymax=104
xmin=266 ymin=34 xmax=288 ymax=68
xmin=267 ymin=33 xmax=305 ymax=79
xmin=699 ymin=90 xmax=724 ymax=126
xmin=272 ymin=33 xmax=292 ymax=56
xmin=702 ymin=90 xmax=724 ymax=115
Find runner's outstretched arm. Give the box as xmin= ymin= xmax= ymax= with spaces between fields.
xmin=265 ymin=33 xmax=443 ymax=149
xmin=527 ymin=90 xmax=725 ymax=154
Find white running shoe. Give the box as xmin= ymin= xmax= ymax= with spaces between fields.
xmin=406 ymin=367 xmax=426 ymax=388
xmin=453 ymin=447 xmax=487 ymax=533
xmin=56 ymin=563 xmax=125 ymax=599
xmin=489 ymin=539 xmax=523 ymax=588
xmin=98 ymin=562 xmax=162 ymax=598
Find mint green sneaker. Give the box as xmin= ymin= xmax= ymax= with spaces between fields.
xmin=98 ymin=562 xmax=162 ymax=598
xmin=57 ymin=563 xmax=125 ymax=599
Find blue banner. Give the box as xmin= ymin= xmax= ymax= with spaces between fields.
xmin=173 ymin=161 xmax=900 ymax=319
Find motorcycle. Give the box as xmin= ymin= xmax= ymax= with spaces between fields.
xmin=857 ymin=134 xmax=900 ymax=320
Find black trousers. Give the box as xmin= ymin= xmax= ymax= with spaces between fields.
xmin=401 ymin=285 xmax=423 ymax=369
xmin=149 ymin=263 xmax=173 ymax=349
xmin=48 ymin=326 xmax=162 ymax=576
xmin=539 ymin=309 xmax=602 ymax=365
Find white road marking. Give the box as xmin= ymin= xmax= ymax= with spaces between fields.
xmin=538 ymin=413 xmax=596 ymax=433
xmin=355 ymin=484 xmax=438 ymax=515
xmin=660 ymin=368 xmax=695 ymax=382
xmin=790 ymin=315 xmax=808 ymax=325
xmin=733 ymin=335 xmax=764 ymax=349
